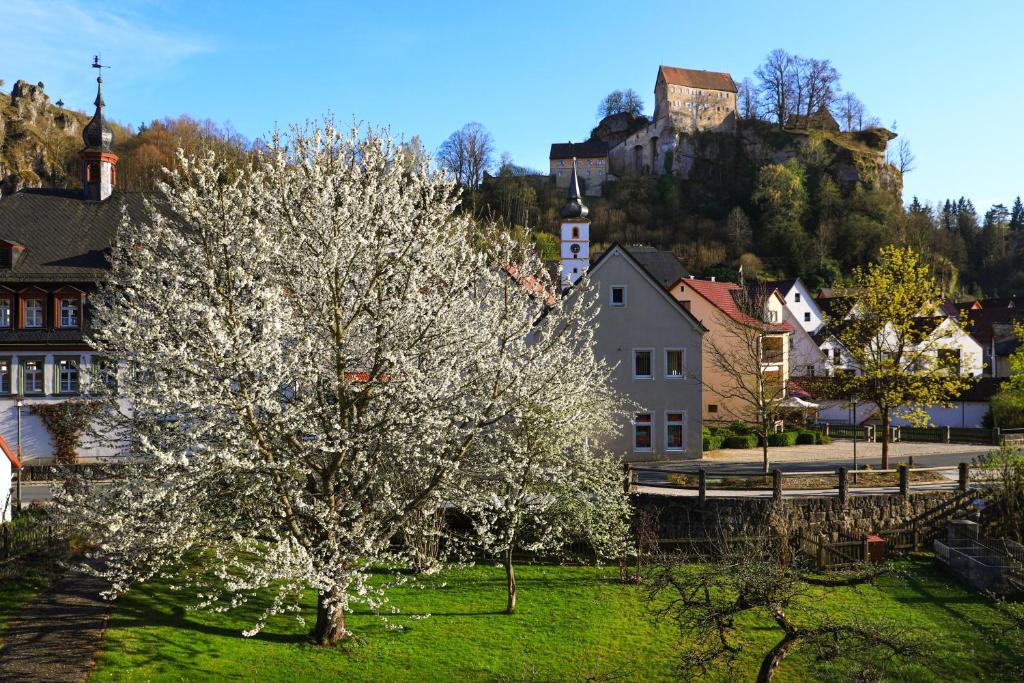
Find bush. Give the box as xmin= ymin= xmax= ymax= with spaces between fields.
xmin=796 ymin=431 xmax=817 ymax=445
xmin=708 ymin=426 xmax=733 ymax=437
xmin=723 ymin=434 xmax=758 ymax=449
xmin=767 ymin=431 xmax=799 ymax=447
xmin=703 ymin=435 xmax=726 ymax=451
xmin=728 ymin=420 xmax=752 ymax=435
xmin=820 ymin=434 xmax=832 ymax=445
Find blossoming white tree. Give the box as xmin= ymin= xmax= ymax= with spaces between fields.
xmin=58 ymin=122 xmax=622 ymax=645
xmin=457 ymin=286 xmax=630 ymax=612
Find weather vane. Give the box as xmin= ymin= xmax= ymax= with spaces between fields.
xmin=92 ymin=55 xmax=110 ymax=71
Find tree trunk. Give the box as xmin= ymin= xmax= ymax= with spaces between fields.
xmin=762 ymin=435 xmax=770 ymax=475
xmin=504 ymin=548 xmax=517 ymax=614
xmin=311 ymin=589 xmax=347 ymax=646
xmin=757 ymin=632 xmax=803 ymax=683
xmin=880 ymin=410 xmax=890 ymax=470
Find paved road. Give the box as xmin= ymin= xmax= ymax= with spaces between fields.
xmin=632 ymin=440 xmax=993 ymax=486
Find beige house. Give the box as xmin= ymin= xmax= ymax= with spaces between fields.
xmin=669 ymin=277 xmax=793 ymax=423
xmin=583 ymin=245 xmax=706 ymax=461
xmin=549 ymin=141 xmax=609 ymax=197
xmin=653 ymin=65 xmax=737 ymax=132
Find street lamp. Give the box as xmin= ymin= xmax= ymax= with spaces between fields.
xmin=850 ymin=396 xmax=858 ymax=484
xmin=14 ymin=395 xmax=23 ymax=514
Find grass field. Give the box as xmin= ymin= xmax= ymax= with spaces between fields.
xmin=88 ymin=558 xmax=1020 ymax=682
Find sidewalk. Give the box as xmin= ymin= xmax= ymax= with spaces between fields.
xmin=0 ymin=559 xmax=112 ymax=683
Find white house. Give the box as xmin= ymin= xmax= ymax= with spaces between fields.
xmin=0 ymin=434 xmax=18 ymax=521
xmin=765 ymin=278 xmax=825 ymax=333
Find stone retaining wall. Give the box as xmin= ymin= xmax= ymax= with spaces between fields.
xmin=637 ymin=489 xmax=975 ymax=541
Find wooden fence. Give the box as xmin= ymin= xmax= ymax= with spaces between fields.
xmin=817 ymin=423 xmax=1001 ymax=445
xmin=0 ymin=513 xmax=67 ymax=565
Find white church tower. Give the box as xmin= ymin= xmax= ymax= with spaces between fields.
xmin=559 ymin=159 xmax=590 ymax=288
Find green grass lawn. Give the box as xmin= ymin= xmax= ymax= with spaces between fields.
xmin=0 ymin=557 xmax=59 ymax=645
xmin=89 ymin=558 xmax=1021 ymax=682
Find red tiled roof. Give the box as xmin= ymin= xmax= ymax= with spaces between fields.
xmin=659 ymin=66 xmax=737 ymax=93
xmin=505 ymin=265 xmax=557 ymax=306
xmin=0 ymin=434 xmax=20 ymax=468
xmin=678 ymin=278 xmax=793 ymax=333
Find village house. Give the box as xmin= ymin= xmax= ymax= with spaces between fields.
xmin=549 ymin=140 xmax=609 ymax=196
xmin=669 ymin=276 xmax=793 ymax=423
xmin=761 ymin=278 xmax=828 ymax=377
xmin=0 ymin=68 xmax=136 ymax=476
xmin=558 ymin=163 xmax=706 ymax=460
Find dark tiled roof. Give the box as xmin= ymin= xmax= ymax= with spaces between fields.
xmin=761 ymin=278 xmax=798 ymax=296
xmin=0 ymin=189 xmax=150 ymax=283
xmin=658 ymin=66 xmax=737 ymax=93
xmin=623 ymin=245 xmax=691 ymax=289
xmin=549 ymin=140 xmax=609 ymax=160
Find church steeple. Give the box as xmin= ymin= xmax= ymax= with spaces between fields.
xmin=80 ymin=56 xmax=118 ymax=201
xmin=558 ymin=158 xmax=591 ymax=288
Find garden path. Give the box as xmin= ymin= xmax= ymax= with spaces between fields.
xmin=0 ymin=559 xmax=111 ymax=683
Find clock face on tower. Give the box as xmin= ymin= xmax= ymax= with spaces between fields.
xmin=570 ymin=244 xmax=580 ymax=255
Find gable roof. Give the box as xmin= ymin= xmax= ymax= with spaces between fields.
xmin=593 ymin=245 xmax=691 ymax=289
xmin=675 ymin=277 xmax=793 ymax=333
xmin=0 ymin=189 xmax=150 ymax=283
xmin=549 ymin=140 xmax=609 ymax=160
xmin=587 ymin=243 xmax=706 ymax=334
xmin=658 ymin=66 xmax=737 ymax=93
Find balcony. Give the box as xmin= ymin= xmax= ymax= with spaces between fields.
xmin=761 ymin=337 xmax=785 ymax=365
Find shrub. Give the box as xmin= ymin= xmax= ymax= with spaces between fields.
xmin=703 ymin=435 xmax=726 ymax=451
xmin=708 ymin=426 xmax=733 ymax=437
xmin=767 ymin=431 xmax=799 ymax=447
xmin=723 ymin=434 xmax=758 ymax=449
xmin=796 ymin=431 xmax=817 ymax=445
xmin=820 ymin=434 xmax=832 ymax=445
xmin=728 ymin=420 xmax=752 ymax=435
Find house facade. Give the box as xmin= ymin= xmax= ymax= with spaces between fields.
xmin=585 ymin=246 xmax=706 ymax=461
xmin=549 ymin=140 xmax=609 ymax=197
xmin=0 ymin=435 xmax=17 ymax=521
xmin=670 ymin=277 xmax=792 ymax=422
xmin=0 ymin=68 xmax=134 ymax=468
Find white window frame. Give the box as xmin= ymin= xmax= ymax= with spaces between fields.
xmin=804 ymin=311 xmax=811 ymax=322
xmin=633 ymin=413 xmax=654 ymax=452
xmin=664 ymin=348 xmax=686 ymax=379
xmin=0 ymin=299 xmax=9 ymax=328
xmin=0 ymin=357 xmax=9 ymax=394
xmin=56 ymin=356 xmax=79 ymax=394
xmin=60 ymin=298 xmax=79 ymax=328
xmin=22 ymin=358 xmax=44 ymax=395
xmin=610 ymin=285 xmax=627 ymax=308
xmin=665 ymin=410 xmax=686 ymax=452
xmin=632 ymin=348 xmax=654 ymax=380
xmin=24 ymin=298 xmax=43 ymax=328
xmin=794 ymin=292 xmax=801 ymax=302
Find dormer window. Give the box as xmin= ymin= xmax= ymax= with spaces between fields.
xmin=54 ymin=287 xmax=84 ymax=329
xmin=0 ymin=295 xmax=10 ymax=328
xmin=23 ymin=297 xmax=43 ymax=328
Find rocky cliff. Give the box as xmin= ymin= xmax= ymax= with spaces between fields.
xmin=0 ymin=80 xmax=89 ymax=196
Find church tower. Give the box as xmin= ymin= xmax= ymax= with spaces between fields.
xmin=80 ymin=57 xmax=118 ymax=201
xmin=559 ymin=159 xmax=590 ymax=288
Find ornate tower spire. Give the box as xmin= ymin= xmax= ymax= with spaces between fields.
xmin=558 ymin=158 xmax=591 ymax=288
xmin=80 ymin=55 xmax=118 ymax=201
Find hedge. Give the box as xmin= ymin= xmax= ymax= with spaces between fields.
xmin=723 ymin=434 xmax=758 ymax=449
xmin=796 ymin=431 xmax=817 ymax=445
xmin=767 ymin=431 xmax=799 ymax=447
xmin=703 ymin=435 xmax=726 ymax=451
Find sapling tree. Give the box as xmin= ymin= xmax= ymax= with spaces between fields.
xmin=458 ymin=291 xmax=630 ymax=611
xmin=57 ymin=121 xmax=613 ymax=645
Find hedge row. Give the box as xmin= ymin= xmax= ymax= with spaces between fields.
xmin=702 ymin=428 xmax=832 ymax=450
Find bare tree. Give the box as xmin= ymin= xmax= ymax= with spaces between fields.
xmin=687 ymin=89 xmax=716 ymax=132
xmin=835 ymin=92 xmax=865 ymax=131
xmin=798 ymin=57 xmax=841 ymax=119
xmin=597 ymin=88 xmax=644 ymax=119
xmin=755 ymin=49 xmax=798 ymax=128
xmin=704 ymin=285 xmax=790 ymax=473
xmin=644 ymin=535 xmax=922 ymax=683
xmin=437 ymin=122 xmax=494 ymax=188
xmin=887 ymin=137 xmax=916 ymax=174
xmin=737 ymin=77 xmax=761 ymax=120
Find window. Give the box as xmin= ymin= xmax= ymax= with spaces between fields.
xmin=558 ymin=170 xmax=564 ymax=177
xmin=939 ymin=349 xmax=962 ymax=375
xmin=633 ymin=413 xmax=653 ymax=451
xmin=597 ymin=159 xmax=604 ymax=166
xmin=571 ymin=226 xmax=579 ymax=239
xmin=94 ymin=357 xmax=117 ymax=391
xmin=804 ymin=312 xmax=811 ymax=322
xmin=665 ymin=349 xmax=686 ymax=378
xmin=666 ymin=411 xmax=686 ymax=451
xmin=558 ymin=160 xmax=565 ymax=167
xmin=765 ymin=310 xmax=779 ymax=322
xmin=0 ymin=297 xmax=9 ymax=328
xmin=23 ymin=297 xmax=43 ymax=328
xmin=586 ymin=170 xmax=591 ymax=177
xmin=587 ymin=159 xmax=593 ymax=166
xmin=832 ymin=348 xmax=841 ymax=363
xmin=794 ymin=292 xmax=801 ymax=302
xmin=0 ymin=358 xmax=9 ymax=393
xmin=22 ymin=358 xmax=44 ymax=394
xmin=60 ymin=296 xmax=80 ymax=328
xmin=708 ymin=404 xmax=719 ymax=414
xmin=610 ymin=286 xmax=626 ymax=307
xmin=633 ymin=349 xmax=653 ymax=379
xmin=56 ymin=357 xmax=79 ymax=394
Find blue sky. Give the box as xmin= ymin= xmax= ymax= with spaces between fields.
xmin=4 ymin=0 xmax=1022 ymax=212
